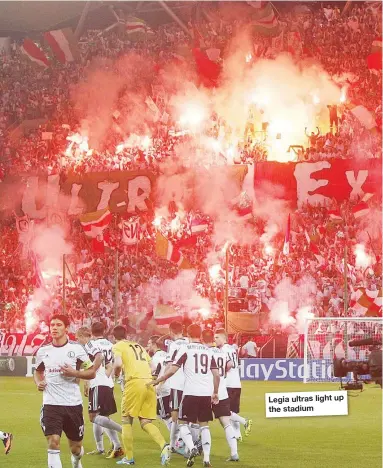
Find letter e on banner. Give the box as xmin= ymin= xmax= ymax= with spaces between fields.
xmin=294 ymin=162 xmax=331 ymax=207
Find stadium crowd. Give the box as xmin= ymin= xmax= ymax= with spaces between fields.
xmin=0 ymin=2 xmax=381 ymax=336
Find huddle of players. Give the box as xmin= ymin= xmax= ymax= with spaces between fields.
xmin=148 ymin=321 xmax=252 ymax=467
xmin=33 ymin=315 xmax=251 ymax=467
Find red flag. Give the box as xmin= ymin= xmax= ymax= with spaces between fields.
xmin=304 ymin=230 xmax=325 ymax=264
xmin=79 ymin=208 xmax=112 ymax=238
xmin=367 ymin=52 xmax=382 ymax=70
xmin=328 ymin=209 xmax=343 ymax=223
xmin=192 ymin=48 xmax=221 ymax=87
xmin=283 ymin=214 xmax=290 ymax=255
xmin=44 ymin=28 xmax=79 ymax=64
xmin=20 ymin=38 xmax=50 ymax=67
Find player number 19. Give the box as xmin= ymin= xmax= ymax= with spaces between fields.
xmin=193 ymin=353 xmax=209 ymax=374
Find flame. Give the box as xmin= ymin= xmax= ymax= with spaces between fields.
xmin=245 ymin=53 xmax=252 ymax=63
xmin=199 ymin=308 xmax=211 ymax=319
xmin=264 ymin=245 xmax=274 ymax=256
xmin=153 ymin=216 xmax=162 ymax=228
xmin=251 ymin=91 xmax=270 ymax=107
xmin=209 ymin=264 xmax=221 ymax=280
xmin=170 ymin=216 xmax=181 ymax=234
xmin=268 ymin=118 xmax=293 ymax=136
xmin=141 ymin=135 xmax=151 ymax=149
xmin=354 ymin=244 xmax=372 ymax=268
xmin=340 ymin=87 xmax=347 ymax=103
xmin=116 ymin=143 xmax=124 ymax=154
xmin=179 ymin=103 xmax=207 ymax=128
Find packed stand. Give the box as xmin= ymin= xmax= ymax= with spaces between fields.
xmin=0 ymin=3 xmax=381 ymax=334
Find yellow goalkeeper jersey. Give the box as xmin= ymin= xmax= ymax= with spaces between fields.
xmin=113 ymin=340 xmax=152 ymax=380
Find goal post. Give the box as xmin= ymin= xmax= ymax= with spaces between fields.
xmin=303 ymin=317 xmax=382 ymax=383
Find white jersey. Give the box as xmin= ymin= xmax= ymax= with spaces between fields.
xmin=221 ymin=343 xmax=241 ymax=389
xmin=165 ymin=337 xmax=189 ymax=391
xmin=35 ymin=340 xmax=93 ymax=406
xmin=173 ymin=342 xmax=218 ymax=397
xmin=209 ymin=346 xmax=231 ymax=400
xmin=151 ymin=350 xmax=170 ymax=398
xmin=84 ymin=338 xmax=114 ymax=389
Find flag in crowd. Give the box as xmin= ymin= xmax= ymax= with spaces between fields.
xmin=367 ymin=37 xmax=382 ymax=71
xmin=347 ymin=101 xmax=378 ymax=131
xmin=20 ymin=38 xmax=50 ymax=67
xmin=91 ymin=232 xmax=111 ymax=254
xmin=44 ymin=28 xmax=79 ymax=64
xmin=154 ymin=304 xmax=183 ymax=328
xmin=145 ymin=96 xmax=160 ymax=121
xmin=190 ymin=217 xmax=209 ymax=235
xmin=349 ymin=287 xmax=382 ymax=316
xmin=155 ymin=232 xmax=192 ymax=269
xmin=286 ymin=334 xmax=301 ymax=358
xmin=192 ymin=47 xmax=222 ymax=86
xmin=282 ymin=214 xmax=290 ymax=255
xmin=304 ymin=230 xmax=324 ymax=264
xmin=125 ymin=16 xmax=150 ymax=36
xmin=79 ymin=207 xmax=112 ymax=238
xmin=76 ymin=258 xmax=95 ymax=272
xmin=328 ymin=209 xmax=343 ymax=223
xmin=252 ymin=2 xmax=279 ymax=36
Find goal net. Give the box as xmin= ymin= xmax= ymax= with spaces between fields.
xmin=303 ymin=317 xmax=382 ymax=383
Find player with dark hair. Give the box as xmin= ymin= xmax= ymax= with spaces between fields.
xmin=202 ymin=329 xmax=239 ymax=462
xmin=76 ymin=325 xmax=123 ymax=459
xmin=0 ymin=431 xmax=13 ymax=455
xmin=34 ymin=314 xmax=96 ymax=468
xmin=150 ymin=324 xmax=220 ymax=468
xmin=164 ymin=321 xmax=189 ymax=453
xmin=214 ymin=329 xmax=252 ymax=441
xmin=112 ymin=325 xmax=171 ymax=466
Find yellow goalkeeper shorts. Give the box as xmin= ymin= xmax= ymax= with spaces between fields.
xmin=121 ymin=378 xmax=157 ymax=420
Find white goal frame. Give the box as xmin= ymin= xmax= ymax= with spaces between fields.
xmin=303 ymin=317 xmax=382 ymax=383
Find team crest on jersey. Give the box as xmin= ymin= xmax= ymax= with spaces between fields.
xmin=67 ymin=351 xmax=75 ymax=358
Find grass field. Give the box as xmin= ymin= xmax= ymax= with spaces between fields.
xmin=1 ymin=378 xmax=381 ymax=468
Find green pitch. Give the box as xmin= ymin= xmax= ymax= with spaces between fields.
xmin=1 ymin=378 xmax=381 ymax=468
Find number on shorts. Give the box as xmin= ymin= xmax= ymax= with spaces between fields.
xmin=79 ymin=425 xmax=84 ymax=438
xmin=130 ymin=344 xmax=146 ymax=361
xmin=193 ymin=353 xmax=208 ymax=374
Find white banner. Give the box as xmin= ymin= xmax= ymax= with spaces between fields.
xmin=122 ymin=219 xmax=140 ymax=245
